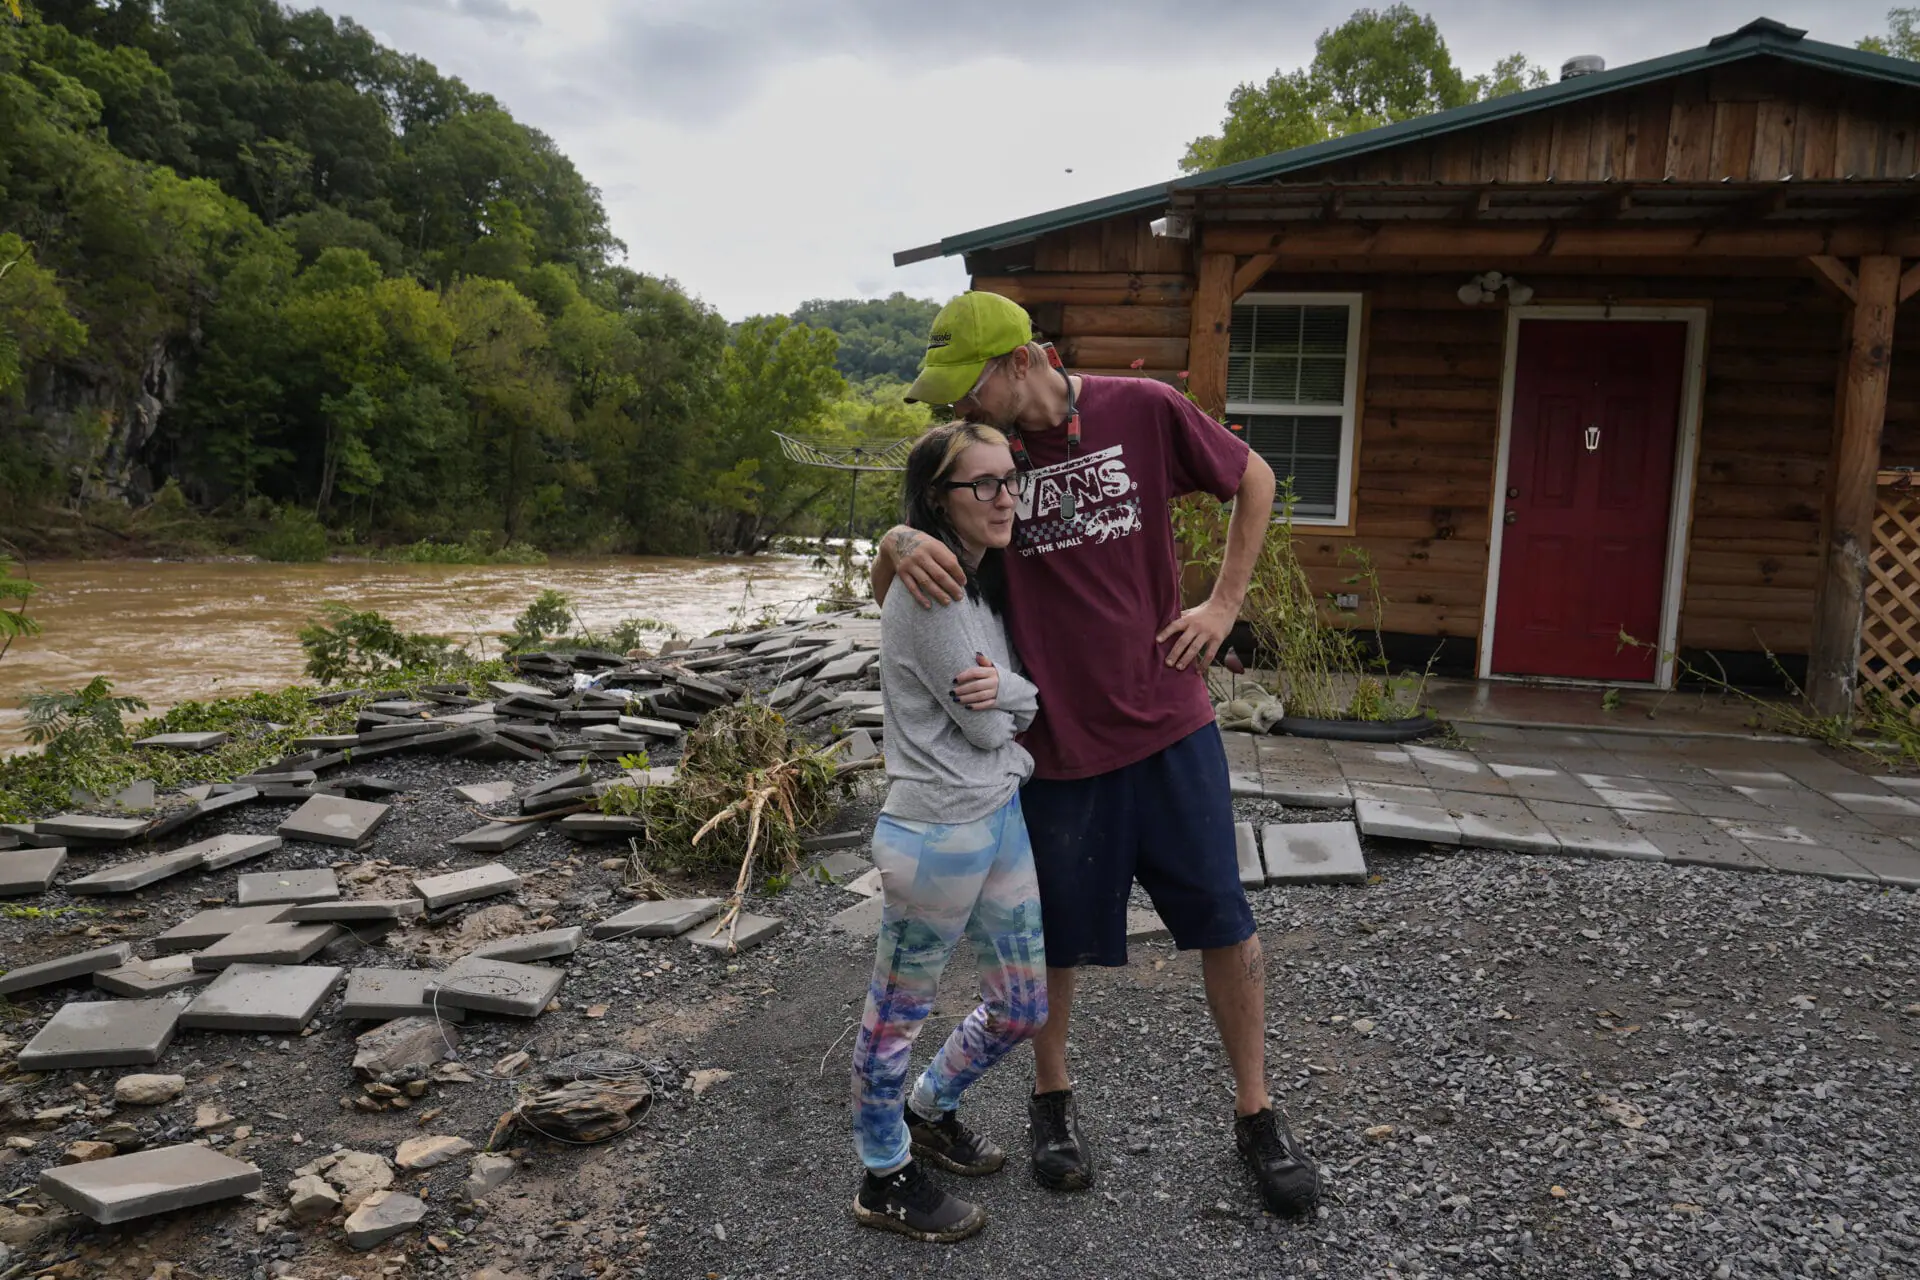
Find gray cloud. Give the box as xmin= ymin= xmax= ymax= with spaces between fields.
xmin=389 ymin=0 xmax=540 ymax=26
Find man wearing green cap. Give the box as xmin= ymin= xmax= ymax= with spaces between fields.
xmin=871 ymin=291 xmax=1321 ymax=1218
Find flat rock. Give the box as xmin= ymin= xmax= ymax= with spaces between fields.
xmin=113 ymin=1072 xmax=186 ymax=1105
xmin=469 ymin=926 xmax=584 ymax=962
xmin=276 ymin=794 xmax=391 ymax=848
xmin=1234 ymin=822 xmax=1264 ymax=887
xmin=344 ymin=1189 xmax=426 ymax=1250
xmin=589 ymin=897 xmax=722 ymax=940
xmin=313 ymin=1150 xmax=394 ymax=1211
xmin=0 ymin=943 xmax=135 ymax=995
xmin=38 ymin=1143 xmax=260 ymax=1225
xmin=688 ymin=912 xmax=783 ymax=955
xmin=464 ymin=1153 xmax=517 ymax=1201
xmin=190 ymin=833 xmax=283 ymax=871
xmin=453 ymin=780 xmax=518 ymax=805
xmin=353 ymin=1016 xmax=458 ymax=1079
xmin=412 ymin=862 xmax=522 ymax=909
xmin=0 ymin=846 xmax=67 ymax=896
xmin=426 ymin=954 xmax=563 ymax=1017
xmin=394 ymin=1135 xmax=473 ymax=1170
xmin=64 ymin=847 xmax=208 ymax=895
xmin=449 ymin=821 xmax=544 ymax=852
xmin=828 ymin=894 xmax=884 ymax=938
xmin=286 ymin=897 xmax=424 ymax=922
xmin=37 ymin=814 xmax=151 ymax=842
xmin=93 ymin=954 xmax=214 ymax=997
xmin=338 ymin=969 xmax=465 ymax=1023
xmin=181 ymin=963 xmax=343 ymax=1032
xmin=286 ymin=1172 xmax=340 ymax=1224
xmin=134 ymin=731 xmax=229 ymax=751
xmin=1261 ymin=822 xmax=1368 ymax=884
xmin=151 ymin=905 xmax=294 ymax=953
xmin=191 ymin=921 xmax=340 ymax=970
xmin=17 ymin=997 xmax=182 ymax=1070
xmin=236 ymin=868 xmax=340 ymax=906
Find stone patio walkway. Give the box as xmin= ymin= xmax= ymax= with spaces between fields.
xmin=1225 ymin=725 xmax=1920 ymax=888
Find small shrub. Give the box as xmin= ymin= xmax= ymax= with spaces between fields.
xmin=298 ymin=604 xmax=461 ymax=684
xmin=510 ymin=589 xmax=574 ymax=651
xmin=252 ymin=506 xmax=330 ymax=562
xmin=604 ymin=617 xmax=676 ymax=652
xmin=0 ymin=552 xmax=37 ymax=657
xmin=23 ymin=676 xmax=147 ymax=756
xmin=378 ymin=535 xmax=547 ymax=565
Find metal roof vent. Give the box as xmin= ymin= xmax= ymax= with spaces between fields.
xmin=1560 ymin=55 xmax=1606 ymax=80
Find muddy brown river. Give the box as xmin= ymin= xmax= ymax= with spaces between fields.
xmin=0 ymin=554 xmax=847 ymax=750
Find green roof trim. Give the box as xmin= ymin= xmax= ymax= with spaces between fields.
xmin=894 ymin=18 xmax=1920 ymax=267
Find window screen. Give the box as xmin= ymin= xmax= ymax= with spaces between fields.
xmin=1225 ymin=297 xmax=1359 ymax=523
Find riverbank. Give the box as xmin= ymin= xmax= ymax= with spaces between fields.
xmin=0 ymin=555 xmax=849 ymax=753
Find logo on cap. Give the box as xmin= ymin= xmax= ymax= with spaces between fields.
xmin=926 ymin=330 xmax=952 ymax=351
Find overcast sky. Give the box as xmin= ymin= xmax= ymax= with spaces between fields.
xmin=320 ymin=0 xmax=1899 ymax=319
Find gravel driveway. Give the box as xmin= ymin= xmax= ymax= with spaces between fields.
xmin=636 ymin=822 xmax=1920 ymax=1280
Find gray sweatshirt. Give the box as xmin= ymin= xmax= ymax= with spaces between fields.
xmin=878 ymin=582 xmax=1039 ymax=824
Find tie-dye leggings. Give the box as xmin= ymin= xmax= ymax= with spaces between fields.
xmin=850 ymin=794 xmax=1048 ymax=1172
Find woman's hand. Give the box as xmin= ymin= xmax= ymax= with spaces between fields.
xmin=952 ymin=652 xmax=999 ymax=710
xmin=885 ymin=526 xmax=967 ymax=608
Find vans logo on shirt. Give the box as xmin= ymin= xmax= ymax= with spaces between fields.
xmin=1013 ymin=444 xmax=1141 ymax=556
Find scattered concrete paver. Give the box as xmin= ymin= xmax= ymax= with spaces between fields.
xmin=453 ymin=780 xmax=518 ymax=805
xmin=1261 ymin=821 xmax=1369 ymax=884
xmin=589 ymin=898 xmax=722 ymax=940
xmin=449 ymin=821 xmax=544 ymax=852
xmin=63 ymin=846 xmax=209 ymax=895
xmin=1355 ymin=799 xmax=1462 ymax=845
xmin=411 ymin=862 xmax=522 ymax=908
xmin=339 ymin=969 xmax=465 ymax=1022
xmin=286 ymin=897 xmax=425 ymax=922
xmin=0 ymin=846 xmax=67 ymax=895
xmin=191 ymin=833 xmax=284 ymax=871
xmin=191 ymin=921 xmax=340 ymax=970
xmin=181 ymin=963 xmax=344 ymax=1032
xmin=828 ymin=894 xmax=884 ymax=937
xmin=38 ymin=1143 xmax=261 ymax=1225
xmin=0 ymin=943 xmax=135 ymax=995
xmin=843 ymin=867 xmax=883 ymax=898
xmin=94 ymin=953 xmax=215 ymax=997
xmin=689 ymin=913 xmax=783 ymax=955
xmin=276 ymin=794 xmax=391 ymax=848
xmin=133 ymin=731 xmax=230 ymax=751
xmin=811 ymin=850 xmax=870 ymax=883
xmin=426 ymin=955 xmax=563 ymax=1017
xmin=470 ymin=926 xmax=584 ymax=962
xmin=1125 ymin=906 xmax=1170 ymax=942
xmin=1233 ymin=822 xmax=1263 ymax=887
xmin=37 ymin=814 xmax=152 ymax=842
xmin=151 ymin=905 xmax=294 ymax=953
xmin=17 ymin=997 xmax=183 ymax=1069
xmin=236 ymin=867 xmax=340 ymax=906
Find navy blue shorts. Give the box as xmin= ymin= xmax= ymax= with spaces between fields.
xmin=1020 ymin=723 xmax=1255 ymax=968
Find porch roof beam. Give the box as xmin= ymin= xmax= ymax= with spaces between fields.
xmin=1200 ymin=223 xmax=1920 ymax=259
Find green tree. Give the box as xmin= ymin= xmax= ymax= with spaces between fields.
xmin=1860 ymin=7 xmax=1920 ymax=58
xmin=705 ymin=316 xmax=846 ymax=553
xmin=791 ymin=294 xmax=943 ymax=382
xmin=1181 ymin=6 xmax=1549 ymax=172
xmin=0 ymin=235 xmax=88 ymax=399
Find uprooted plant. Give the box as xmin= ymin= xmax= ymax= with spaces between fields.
xmin=1172 ymin=487 xmax=1429 ymax=721
xmin=597 ymin=701 xmax=881 ymax=949
xmin=298 ymin=603 xmax=466 ymax=684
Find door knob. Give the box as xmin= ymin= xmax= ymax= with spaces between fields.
xmin=1504 ymin=510 xmax=1518 ymax=525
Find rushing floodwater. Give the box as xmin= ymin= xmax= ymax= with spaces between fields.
xmin=0 ymin=555 xmax=849 ymax=750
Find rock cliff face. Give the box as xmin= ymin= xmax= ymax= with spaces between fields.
xmin=16 ymin=338 xmax=179 ymax=505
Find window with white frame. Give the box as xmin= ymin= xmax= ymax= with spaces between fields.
xmin=1225 ymin=293 xmax=1362 ymax=525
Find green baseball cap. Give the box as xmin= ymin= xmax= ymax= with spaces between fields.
xmin=905 ymin=291 xmax=1034 ymax=405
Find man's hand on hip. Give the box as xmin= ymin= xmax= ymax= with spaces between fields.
xmin=882 ymin=525 xmax=967 ymax=609
xmin=1157 ymin=598 xmax=1239 ymax=672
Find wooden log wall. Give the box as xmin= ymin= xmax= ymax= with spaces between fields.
xmin=980 ymin=228 xmax=1920 ymax=660
xmin=1289 ymin=65 xmax=1920 ymax=185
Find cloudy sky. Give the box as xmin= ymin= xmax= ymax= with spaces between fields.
xmin=320 ymin=0 xmax=1899 ymax=319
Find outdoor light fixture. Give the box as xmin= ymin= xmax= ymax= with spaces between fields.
xmin=1456 ymin=271 xmax=1534 ymax=306
xmin=1150 ymin=213 xmax=1192 ymax=240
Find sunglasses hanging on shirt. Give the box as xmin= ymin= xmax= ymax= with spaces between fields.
xmin=1002 ymin=343 xmax=1083 ymax=518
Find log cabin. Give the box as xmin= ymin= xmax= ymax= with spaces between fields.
xmin=894 ymin=18 xmax=1920 ymax=718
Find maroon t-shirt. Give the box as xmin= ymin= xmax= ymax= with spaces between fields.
xmin=1003 ymin=375 xmax=1251 ymax=781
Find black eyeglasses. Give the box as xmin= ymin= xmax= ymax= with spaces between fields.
xmin=942 ymin=472 xmax=1029 ymax=502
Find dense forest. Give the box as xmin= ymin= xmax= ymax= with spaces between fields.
xmin=0 ymin=0 xmax=933 ymax=558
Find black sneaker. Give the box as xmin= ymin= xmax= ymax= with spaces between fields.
xmin=1234 ymin=1106 xmax=1320 ymax=1217
xmin=1028 ymin=1089 xmax=1094 ymax=1191
xmin=853 ymin=1160 xmax=987 ymax=1243
xmin=907 ymin=1106 xmax=1005 ymax=1176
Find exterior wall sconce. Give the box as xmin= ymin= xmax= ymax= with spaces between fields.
xmin=1456 ymin=271 xmax=1535 ymax=306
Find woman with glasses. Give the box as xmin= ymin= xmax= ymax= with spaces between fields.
xmin=848 ymin=421 xmax=1047 ymax=1243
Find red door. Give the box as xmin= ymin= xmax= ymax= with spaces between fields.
xmin=1491 ymin=320 xmax=1688 ymax=682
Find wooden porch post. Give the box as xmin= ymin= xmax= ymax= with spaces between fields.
xmin=1808 ymin=254 xmax=1901 ymax=717
xmin=1186 ymin=252 xmax=1236 ymax=419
